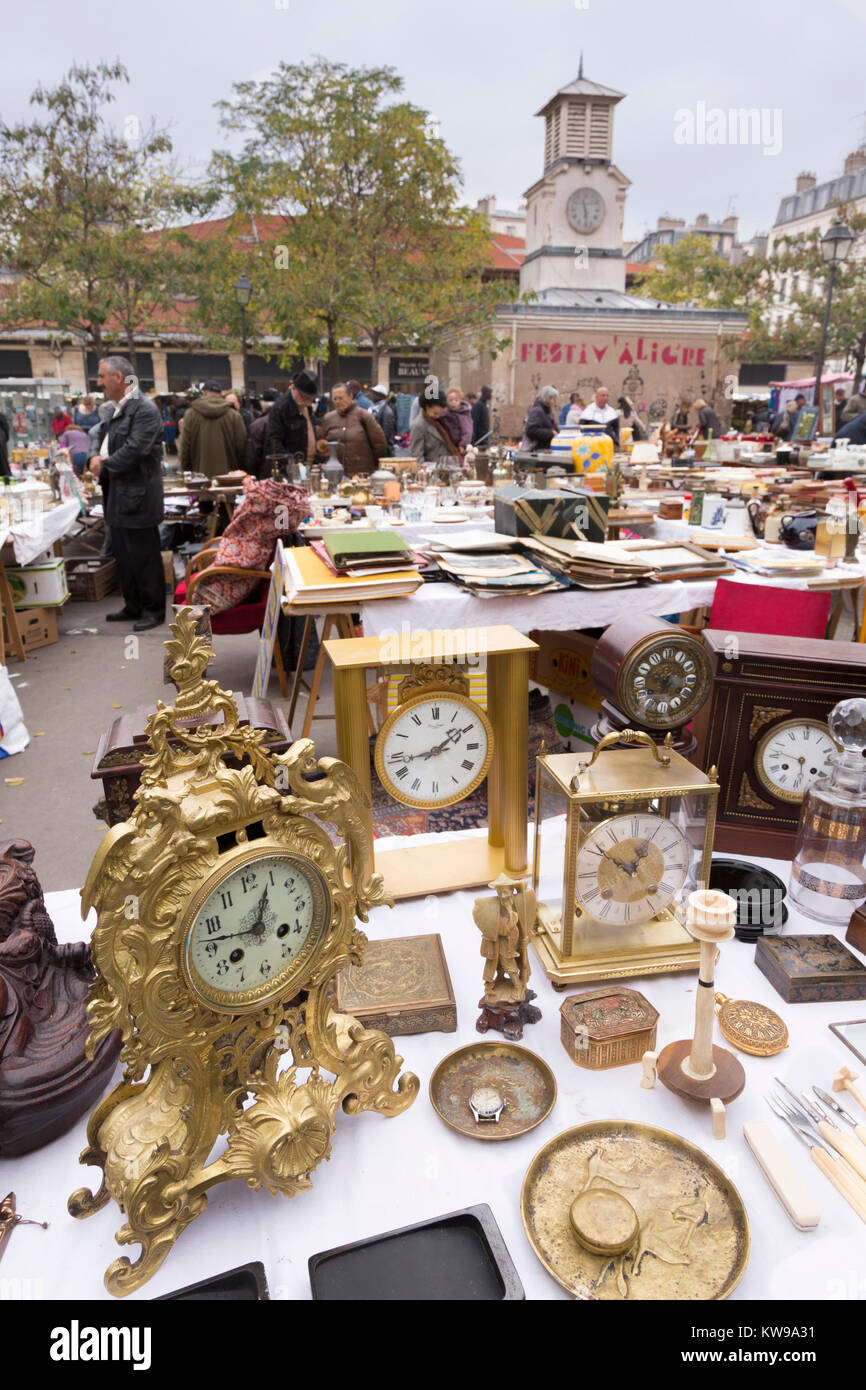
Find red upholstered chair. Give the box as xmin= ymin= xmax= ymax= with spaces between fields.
xmin=707 ymin=577 xmax=832 ymax=640
xmin=174 ymin=542 xmax=288 ymax=694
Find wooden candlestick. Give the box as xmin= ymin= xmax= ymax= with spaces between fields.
xmin=658 ymin=890 xmax=746 ymax=1107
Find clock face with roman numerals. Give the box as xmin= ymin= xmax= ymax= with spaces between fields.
xmin=374 ymin=691 xmax=494 ymax=809
xmin=755 ymin=717 xmax=837 ymax=804
xmin=576 ymin=812 xmax=690 ymax=926
xmin=184 ymin=851 xmax=330 ymax=1012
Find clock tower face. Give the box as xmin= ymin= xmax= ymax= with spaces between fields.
xmin=567 ymin=187 xmax=605 ymax=234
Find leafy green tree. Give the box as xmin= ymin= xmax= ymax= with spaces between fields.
xmin=633 ymin=232 xmax=762 ymax=308
xmin=209 ymin=58 xmax=516 ymax=382
xmin=0 ymin=61 xmax=214 ymax=371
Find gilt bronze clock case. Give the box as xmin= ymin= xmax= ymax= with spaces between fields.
xmin=693 ymin=631 xmax=866 ymax=857
xmin=69 ymin=610 xmax=418 ymax=1297
xmin=591 ymin=614 xmax=713 ymax=757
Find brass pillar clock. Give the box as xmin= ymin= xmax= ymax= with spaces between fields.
xmin=325 ymin=626 xmax=537 ymax=898
xmin=532 ymin=730 xmax=719 ymax=986
xmin=69 ymin=610 xmax=418 ymax=1296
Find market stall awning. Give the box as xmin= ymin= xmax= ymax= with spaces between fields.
xmin=768 ymin=371 xmax=854 ymax=389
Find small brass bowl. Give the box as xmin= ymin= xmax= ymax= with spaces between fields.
xmin=569 ymin=1189 xmax=639 ymax=1257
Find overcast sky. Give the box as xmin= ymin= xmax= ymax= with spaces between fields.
xmin=4 ymin=0 xmax=865 ymax=244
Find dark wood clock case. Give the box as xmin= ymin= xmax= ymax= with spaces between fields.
xmin=694 ymin=630 xmax=866 ymax=857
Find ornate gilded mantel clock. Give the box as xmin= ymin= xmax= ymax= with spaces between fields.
xmin=69 ymin=610 xmax=418 ymax=1297
xmin=532 ymin=730 xmax=719 ymax=986
xmin=325 ymin=626 xmax=537 ymax=897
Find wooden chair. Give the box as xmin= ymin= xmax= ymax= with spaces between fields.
xmin=174 ymin=543 xmax=288 ymax=696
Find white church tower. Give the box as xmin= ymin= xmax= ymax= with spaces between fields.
xmin=521 ymin=58 xmax=630 ymax=295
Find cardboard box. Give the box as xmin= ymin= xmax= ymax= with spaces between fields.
xmin=494 ymin=486 xmax=609 ymax=543
xmin=529 ymin=630 xmax=601 ymax=706
xmin=2 ymin=605 xmax=59 ymax=652
xmin=6 ymin=558 xmax=69 ymax=609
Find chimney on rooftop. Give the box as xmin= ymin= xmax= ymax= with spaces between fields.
xmin=844 ymin=150 xmax=866 ymax=175
xmin=657 ymin=215 xmax=685 ymax=230
xmin=796 ymin=172 xmax=817 ymax=191
xmin=722 ymin=215 xmax=739 ymax=232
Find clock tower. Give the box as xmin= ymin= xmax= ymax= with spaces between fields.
xmin=520 ymin=59 xmax=630 ymax=295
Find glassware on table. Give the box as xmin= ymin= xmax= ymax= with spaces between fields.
xmin=789 ymin=698 xmax=866 ymax=924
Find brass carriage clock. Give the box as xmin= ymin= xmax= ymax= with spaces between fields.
xmin=532 ymin=730 xmax=719 ymax=986
xmin=69 ymin=610 xmax=418 ymax=1296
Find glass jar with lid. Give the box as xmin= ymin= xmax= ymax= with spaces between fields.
xmin=789 ymin=699 xmax=866 ymax=923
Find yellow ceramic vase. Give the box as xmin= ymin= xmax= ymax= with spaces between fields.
xmin=571 ymin=426 xmax=615 ymax=474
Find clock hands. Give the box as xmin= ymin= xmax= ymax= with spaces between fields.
xmin=206 ymin=887 xmax=274 ymax=946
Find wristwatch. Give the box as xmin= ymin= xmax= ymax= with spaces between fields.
xmin=469 ymin=1086 xmax=506 ymax=1124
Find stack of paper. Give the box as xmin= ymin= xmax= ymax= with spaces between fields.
xmin=520 ymin=536 xmax=658 ymax=589
xmin=284 ymin=546 xmax=423 ymax=604
xmin=431 ymin=549 xmax=567 ymax=597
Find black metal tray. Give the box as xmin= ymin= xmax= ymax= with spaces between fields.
xmin=155 ymin=1260 xmax=269 ymax=1300
xmin=709 ymin=857 xmax=787 ymax=942
xmin=308 ymin=1203 xmax=524 ymax=1301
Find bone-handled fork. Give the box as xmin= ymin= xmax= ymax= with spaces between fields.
xmin=766 ymin=1092 xmax=866 ymax=1224
xmin=776 ymin=1078 xmax=866 ymax=1184
xmin=813 ymin=1087 xmax=866 ymax=1147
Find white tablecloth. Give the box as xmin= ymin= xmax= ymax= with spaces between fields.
xmin=2 ymin=831 xmax=864 ymax=1302
xmin=0 ymin=500 xmax=81 ymax=567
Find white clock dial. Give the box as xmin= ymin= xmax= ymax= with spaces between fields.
xmin=755 ymin=719 xmax=837 ymax=803
xmin=375 ymin=693 xmax=493 ymax=808
xmin=186 ymin=852 xmax=327 ymax=1009
xmin=576 ymin=813 xmax=690 ymax=926
xmin=567 ymin=187 xmax=604 ymax=234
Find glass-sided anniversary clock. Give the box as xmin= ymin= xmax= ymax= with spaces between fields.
xmin=325 ymin=626 xmax=537 ymax=898
xmin=532 ymin=730 xmax=719 ymax=986
xmin=693 ymin=630 xmax=866 ymax=856
xmin=69 ymin=610 xmax=418 ymax=1297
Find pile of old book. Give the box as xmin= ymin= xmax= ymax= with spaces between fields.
xmin=523 ymin=536 xmax=732 ymax=588
xmin=284 ymin=529 xmax=423 ymax=603
xmin=414 ymin=530 xmax=566 ymax=596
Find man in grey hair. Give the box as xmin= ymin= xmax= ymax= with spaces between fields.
xmin=88 ymin=356 xmax=165 ymax=630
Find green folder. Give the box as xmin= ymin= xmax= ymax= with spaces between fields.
xmin=323 ymin=530 xmax=412 ymax=569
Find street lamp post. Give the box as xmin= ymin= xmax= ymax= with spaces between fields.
xmin=234 ymin=274 xmax=252 ymax=398
xmin=813 ymin=223 xmax=855 ymax=434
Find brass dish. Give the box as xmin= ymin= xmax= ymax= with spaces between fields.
xmin=429 ymin=1042 xmax=556 ymax=1142
xmin=521 ymin=1121 xmax=750 ymax=1300
xmin=715 ymin=993 xmax=788 ymax=1057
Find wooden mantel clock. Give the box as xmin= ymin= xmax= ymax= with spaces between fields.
xmin=325 ymin=626 xmax=537 ymax=898
xmin=693 ymin=631 xmax=866 ymax=856
xmin=69 ymin=609 xmax=418 ymax=1297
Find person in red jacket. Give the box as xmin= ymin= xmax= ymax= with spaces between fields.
xmin=51 ymin=407 xmax=72 ymax=438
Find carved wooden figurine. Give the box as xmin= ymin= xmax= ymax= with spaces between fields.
xmin=0 ymin=840 xmax=121 ymax=1156
xmin=474 ymin=874 xmax=541 ymax=1040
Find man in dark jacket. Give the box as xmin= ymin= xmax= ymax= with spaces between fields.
xmin=471 ymin=385 xmax=492 ymax=445
xmin=0 ymin=410 xmax=10 ymax=478
xmin=268 ymin=369 xmax=319 ymax=471
xmin=179 ymin=381 xmax=247 ymax=479
xmin=89 ymin=356 xmax=165 ymax=631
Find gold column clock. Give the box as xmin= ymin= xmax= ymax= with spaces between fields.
xmin=532 ymin=730 xmax=719 ymax=986
xmin=68 ymin=610 xmax=418 ymax=1297
xmin=325 ymin=626 xmax=537 ymax=898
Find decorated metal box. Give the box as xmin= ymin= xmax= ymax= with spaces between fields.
xmin=559 ymin=986 xmax=658 ymax=1069
xmin=755 ymin=934 xmax=866 ymax=1004
xmin=494 ymin=486 xmax=609 ymax=543
xmin=335 ymin=934 xmax=457 ymax=1036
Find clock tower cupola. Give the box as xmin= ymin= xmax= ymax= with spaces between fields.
xmin=520 ymin=58 xmax=631 ymax=295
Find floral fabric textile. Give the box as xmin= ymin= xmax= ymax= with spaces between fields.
xmin=194 ymin=476 xmax=308 ymax=613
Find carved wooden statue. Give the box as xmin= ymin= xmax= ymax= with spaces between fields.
xmin=474 ymin=873 xmax=541 ymax=1040
xmin=0 ymin=840 xmax=120 ymax=1156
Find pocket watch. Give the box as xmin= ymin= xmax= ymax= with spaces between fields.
xmin=714 ymin=993 xmax=788 ymax=1056
xmin=374 ymin=668 xmax=494 ymax=810
xmin=754 ymin=718 xmax=837 ymax=804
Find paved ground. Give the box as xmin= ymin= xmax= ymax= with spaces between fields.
xmin=3 ymin=600 xmax=337 ymax=893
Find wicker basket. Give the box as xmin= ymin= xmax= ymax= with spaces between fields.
xmin=66 ymin=557 xmax=119 ymax=601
